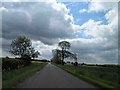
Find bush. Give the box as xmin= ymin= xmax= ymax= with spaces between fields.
xmin=74 ymin=62 xmax=78 ymax=66
xmin=2 ymin=58 xmax=31 ymax=72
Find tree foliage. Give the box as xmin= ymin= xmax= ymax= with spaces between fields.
xmin=52 ymin=41 xmax=77 ymax=65
xmin=58 ymin=41 xmax=71 ymax=50
xmin=10 ymin=36 xmax=40 ymax=59
xmin=58 ymin=41 xmax=71 ymax=64
xmin=51 ymin=49 xmax=62 ymax=64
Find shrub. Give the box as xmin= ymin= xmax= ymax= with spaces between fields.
xmin=2 ymin=58 xmax=31 ymax=72
xmin=74 ymin=62 xmax=78 ymax=66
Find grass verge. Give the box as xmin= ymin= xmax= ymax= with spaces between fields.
xmin=57 ymin=64 xmax=120 ymax=90
xmin=2 ymin=61 xmax=47 ymax=88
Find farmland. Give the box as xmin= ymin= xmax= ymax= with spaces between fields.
xmin=58 ymin=64 xmax=120 ymax=89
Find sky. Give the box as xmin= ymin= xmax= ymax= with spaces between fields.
xmin=1 ymin=0 xmax=119 ymax=64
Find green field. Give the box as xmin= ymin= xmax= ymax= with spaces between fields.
xmin=58 ymin=64 xmax=120 ymax=89
xmin=2 ymin=61 xmax=47 ymax=88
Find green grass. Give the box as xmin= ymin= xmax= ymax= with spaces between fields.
xmin=2 ymin=61 xmax=47 ymax=88
xmin=57 ymin=64 xmax=120 ymax=89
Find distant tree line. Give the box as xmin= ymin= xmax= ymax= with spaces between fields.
xmin=32 ymin=59 xmax=50 ymax=62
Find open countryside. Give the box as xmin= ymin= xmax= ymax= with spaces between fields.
xmin=2 ymin=36 xmax=120 ymax=89
xmin=1 ymin=0 xmax=120 ymax=89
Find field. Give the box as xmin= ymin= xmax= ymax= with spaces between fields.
xmin=58 ymin=64 xmax=120 ymax=89
xmin=2 ymin=61 xmax=47 ymax=88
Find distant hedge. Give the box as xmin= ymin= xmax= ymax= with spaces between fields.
xmin=2 ymin=58 xmax=31 ymax=72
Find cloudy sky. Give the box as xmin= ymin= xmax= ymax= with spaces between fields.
xmin=1 ymin=0 xmax=119 ymax=64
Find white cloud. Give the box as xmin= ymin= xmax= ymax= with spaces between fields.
xmin=105 ymin=7 xmax=118 ymax=24
xmin=71 ymin=2 xmax=118 ymax=64
xmin=80 ymin=19 xmax=102 ymax=37
xmin=88 ymin=1 xmax=117 ymax=12
xmin=32 ymin=40 xmax=57 ymax=59
xmin=80 ymin=1 xmax=118 ymax=40
xmin=0 ymin=7 xmax=8 ymax=12
xmin=52 ymin=2 xmax=69 ymax=12
xmin=79 ymin=9 xmax=87 ymax=13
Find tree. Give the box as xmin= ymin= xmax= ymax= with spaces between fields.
xmin=10 ymin=36 xmax=40 ymax=60
xmin=51 ymin=49 xmax=62 ymax=64
xmin=52 ymin=41 xmax=78 ymax=65
xmin=31 ymin=48 xmax=40 ymax=59
xmin=58 ymin=41 xmax=71 ymax=65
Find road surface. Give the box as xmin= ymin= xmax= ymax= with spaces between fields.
xmin=17 ymin=63 xmax=101 ymax=88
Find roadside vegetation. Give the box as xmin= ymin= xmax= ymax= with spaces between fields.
xmin=2 ymin=36 xmax=47 ymax=88
xmin=2 ymin=36 xmax=119 ymax=89
xmin=57 ymin=64 xmax=120 ymax=89
xmin=51 ymin=41 xmax=120 ymax=89
xmin=2 ymin=59 xmax=47 ymax=88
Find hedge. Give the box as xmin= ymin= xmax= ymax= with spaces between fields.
xmin=2 ymin=58 xmax=31 ymax=72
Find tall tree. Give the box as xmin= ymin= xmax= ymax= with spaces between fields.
xmin=51 ymin=49 xmax=62 ymax=64
xmin=52 ymin=49 xmax=77 ymax=65
xmin=58 ymin=41 xmax=71 ymax=65
xmin=52 ymin=41 xmax=77 ymax=65
xmin=10 ymin=36 xmax=40 ymax=59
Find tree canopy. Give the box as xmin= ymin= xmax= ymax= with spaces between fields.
xmin=58 ymin=41 xmax=71 ymax=50
xmin=58 ymin=41 xmax=71 ymax=64
xmin=52 ymin=41 xmax=77 ymax=65
xmin=10 ymin=36 xmax=40 ymax=59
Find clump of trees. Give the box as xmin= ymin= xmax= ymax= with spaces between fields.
xmin=51 ymin=41 xmax=78 ymax=66
xmin=10 ymin=36 xmax=40 ymax=61
xmin=9 ymin=36 xmax=40 ymax=63
xmin=51 ymin=49 xmax=62 ymax=64
xmin=2 ymin=36 xmax=40 ymax=72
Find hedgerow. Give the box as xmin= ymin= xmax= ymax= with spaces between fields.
xmin=2 ymin=58 xmax=31 ymax=72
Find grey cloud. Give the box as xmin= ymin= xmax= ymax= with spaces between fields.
xmin=2 ymin=2 xmax=76 ymax=59
xmin=2 ymin=2 xmax=75 ymax=45
xmin=69 ymin=39 xmax=118 ymax=64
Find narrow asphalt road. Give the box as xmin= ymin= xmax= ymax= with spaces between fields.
xmin=17 ymin=63 xmax=101 ymax=88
